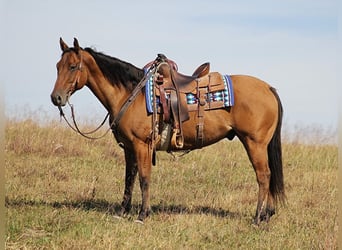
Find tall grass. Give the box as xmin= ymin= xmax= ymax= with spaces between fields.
xmin=5 ymin=117 xmax=338 ymax=249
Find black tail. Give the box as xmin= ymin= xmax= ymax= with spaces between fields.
xmin=268 ymin=87 xmax=285 ymax=203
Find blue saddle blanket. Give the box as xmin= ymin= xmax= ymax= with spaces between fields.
xmin=145 ymin=73 xmax=234 ymax=113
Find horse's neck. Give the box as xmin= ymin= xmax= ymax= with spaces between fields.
xmin=85 ymin=61 xmax=130 ymax=116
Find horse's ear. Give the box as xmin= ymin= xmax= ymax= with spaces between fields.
xmin=73 ymin=38 xmax=80 ymax=53
xmin=59 ymin=37 xmax=69 ymax=52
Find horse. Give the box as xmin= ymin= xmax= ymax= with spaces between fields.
xmin=50 ymin=38 xmax=285 ymax=225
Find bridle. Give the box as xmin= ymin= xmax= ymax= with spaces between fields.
xmin=57 ymin=52 xmax=159 ymax=140
xmin=58 ymin=49 xmax=112 ymax=140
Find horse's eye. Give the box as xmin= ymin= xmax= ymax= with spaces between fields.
xmin=69 ymin=65 xmax=77 ymax=71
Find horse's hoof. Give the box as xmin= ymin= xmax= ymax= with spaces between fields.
xmin=134 ymin=219 xmax=144 ymax=225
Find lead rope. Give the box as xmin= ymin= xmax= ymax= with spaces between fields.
xmin=58 ymin=104 xmax=111 ymax=140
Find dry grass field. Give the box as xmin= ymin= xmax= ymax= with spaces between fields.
xmin=5 ymin=118 xmax=338 ymax=249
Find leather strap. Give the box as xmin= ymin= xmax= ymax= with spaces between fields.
xmin=158 ymin=84 xmax=170 ymax=123
xmin=170 ymin=90 xmax=184 ymax=149
xmin=196 ymin=79 xmax=207 ymax=148
xmin=112 ymin=70 xmax=154 ymax=134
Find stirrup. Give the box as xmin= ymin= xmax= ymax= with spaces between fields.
xmin=171 ymin=130 xmax=184 ymax=149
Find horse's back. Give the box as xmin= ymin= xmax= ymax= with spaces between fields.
xmin=231 ymin=75 xmax=274 ymax=98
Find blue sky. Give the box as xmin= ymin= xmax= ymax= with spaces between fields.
xmin=1 ymin=0 xmax=338 ymax=128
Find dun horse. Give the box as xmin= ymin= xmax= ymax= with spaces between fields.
xmin=51 ymin=38 xmax=285 ymax=224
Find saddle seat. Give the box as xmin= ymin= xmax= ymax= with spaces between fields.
xmin=156 ymin=60 xmax=222 ymax=94
xmin=153 ymin=54 xmax=210 ymax=91
xmin=168 ymin=62 xmax=210 ymax=92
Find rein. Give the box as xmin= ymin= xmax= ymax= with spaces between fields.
xmin=58 ymin=104 xmax=111 ymax=140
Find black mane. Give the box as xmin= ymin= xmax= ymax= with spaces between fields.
xmin=84 ymin=47 xmax=144 ymax=90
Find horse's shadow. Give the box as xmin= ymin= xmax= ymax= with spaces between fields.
xmin=6 ymin=197 xmax=243 ymax=220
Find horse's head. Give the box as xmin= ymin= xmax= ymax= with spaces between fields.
xmin=50 ymin=38 xmax=87 ymax=107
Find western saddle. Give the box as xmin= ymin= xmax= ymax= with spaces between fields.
xmin=150 ymin=54 xmax=227 ymax=150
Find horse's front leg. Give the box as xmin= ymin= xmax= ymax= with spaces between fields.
xmin=119 ymin=147 xmax=138 ymax=216
xmin=133 ymin=139 xmax=153 ymax=222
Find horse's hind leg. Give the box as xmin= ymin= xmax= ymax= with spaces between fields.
xmin=243 ymin=138 xmax=275 ymax=224
xmin=119 ymin=147 xmax=138 ymax=216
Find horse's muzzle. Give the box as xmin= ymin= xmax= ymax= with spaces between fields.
xmin=50 ymin=92 xmax=67 ymax=106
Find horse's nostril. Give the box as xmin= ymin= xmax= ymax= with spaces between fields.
xmin=51 ymin=94 xmax=62 ymax=106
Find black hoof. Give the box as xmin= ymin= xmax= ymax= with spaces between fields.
xmin=254 ymin=208 xmax=275 ymax=225
xmin=137 ymin=209 xmax=150 ymax=222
